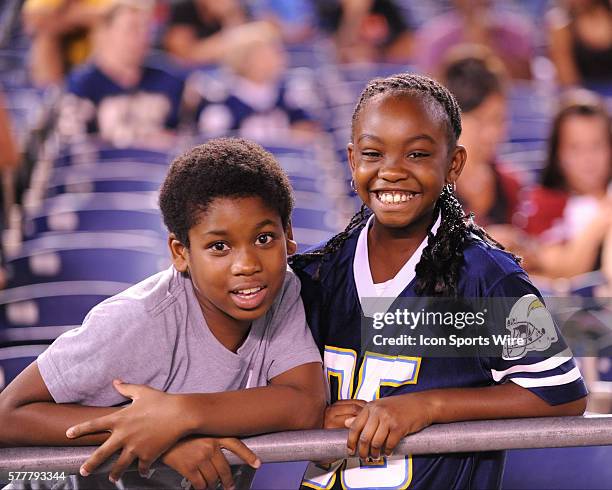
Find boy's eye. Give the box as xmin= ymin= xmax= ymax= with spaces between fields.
xmin=256 ymin=233 xmax=275 ymax=245
xmin=407 ymin=151 xmax=429 ymax=159
xmin=209 ymin=242 xmax=230 ymax=252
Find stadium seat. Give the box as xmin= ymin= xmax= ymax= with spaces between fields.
xmin=0 ymin=280 xmax=131 ymax=343
xmin=0 ymin=344 xmax=49 ymax=390
xmin=6 ymin=247 xmax=169 ymax=288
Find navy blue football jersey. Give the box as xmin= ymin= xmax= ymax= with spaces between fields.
xmin=59 ymin=62 xmax=185 ymax=144
xmin=291 ymin=219 xmax=587 ymax=490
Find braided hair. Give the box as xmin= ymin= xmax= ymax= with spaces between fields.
xmin=290 ymin=73 xmax=519 ymax=296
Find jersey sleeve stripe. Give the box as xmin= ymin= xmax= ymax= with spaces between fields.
xmin=509 ymin=366 xmax=582 ymax=388
xmin=490 ymin=348 xmax=573 ymax=381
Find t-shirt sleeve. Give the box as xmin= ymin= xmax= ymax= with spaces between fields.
xmin=479 ymin=271 xmax=587 ymax=405
xmin=37 ymin=299 xmax=172 ymax=406
xmin=264 ymin=269 xmax=322 ymax=380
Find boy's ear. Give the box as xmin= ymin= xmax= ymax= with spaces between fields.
xmin=168 ymin=233 xmax=189 ymax=273
xmin=447 ymin=145 xmax=467 ymax=185
xmin=285 ymin=220 xmax=298 ymax=256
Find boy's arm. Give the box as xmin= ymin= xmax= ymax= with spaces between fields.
xmin=67 ymin=361 xmax=326 ymax=478
xmin=0 ymin=362 xmax=119 ymax=447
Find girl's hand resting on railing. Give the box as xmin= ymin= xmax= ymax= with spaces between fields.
xmin=344 ymin=393 xmax=435 ymax=460
xmin=162 ymin=436 xmax=261 ymax=490
xmin=65 ymin=379 xmax=189 ymax=482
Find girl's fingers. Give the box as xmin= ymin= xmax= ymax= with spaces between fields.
xmin=383 ymin=426 xmax=404 ymax=456
xmin=108 ymin=447 xmax=137 ymax=483
xmin=219 ymin=438 xmax=261 ymax=469
xmin=78 ymin=437 xmax=122 ymax=476
xmin=368 ymin=422 xmax=390 ymax=460
xmin=356 ymin=417 xmax=380 ymax=460
xmin=345 ymin=409 xmax=368 ymax=456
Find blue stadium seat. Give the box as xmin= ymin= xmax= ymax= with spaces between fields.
xmin=25 ymin=208 xmax=166 ymax=238
xmin=0 ymin=344 xmax=49 ymax=390
xmin=503 ymin=446 xmax=612 ymax=489
xmin=6 ymin=247 xmax=169 ymax=287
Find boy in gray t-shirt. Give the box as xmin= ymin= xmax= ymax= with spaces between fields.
xmin=0 ymin=139 xmax=325 ymax=490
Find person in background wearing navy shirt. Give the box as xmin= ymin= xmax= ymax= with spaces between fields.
xmin=57 ymin=0 xmax=184 ymax=148
xmin=193 ymin=22 xmax=319 ymax=143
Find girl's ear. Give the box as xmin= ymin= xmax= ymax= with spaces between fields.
xmin=168 ymin=233 xmax=189 ymax=273
xmin=447 ymin=145 xmax=467 ymax=185
xmin=347 ymin=142 xmax=356 ymax=176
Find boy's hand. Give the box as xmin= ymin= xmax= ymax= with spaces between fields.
xmin=324 ymin=399 xmax=367 ymax=429
xmin=162 ymin=436 xmax=261 ymax=490
xmin=345 ymin=393 xmax=437 ymax=460
xmin=66 ymin=380 xmax=188 ymax=482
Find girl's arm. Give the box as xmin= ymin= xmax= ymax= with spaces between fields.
xmin=0 ymin=362 xmax=118 ymax=446
xmin=345 ymin=382 xmax=586 ymax=460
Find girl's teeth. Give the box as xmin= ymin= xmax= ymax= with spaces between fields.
xmin=237 ymin=287 xmax=261 ymax=295
xmin=377 ymin=192 xmax=414 ymax=204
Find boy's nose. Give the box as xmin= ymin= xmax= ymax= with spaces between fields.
xmin=231 ymin=249 xmax=262 ymax=276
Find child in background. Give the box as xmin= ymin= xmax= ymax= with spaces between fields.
xmin=58 ymin=0 xmax=185 ymax=148
xmin=518 ymin=92 xmax=612 ymax=279
xmin=191 ymin=22 xmax=319 ymax=142
xmin=0 ymin=138 xmax=325 ymax=490
xmin=290 ymin=74 xmax=587 ymax=489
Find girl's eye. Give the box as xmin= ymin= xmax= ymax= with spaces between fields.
xmin=256 ymin=233 xmax=275 ymax=245
xmin=209 ymin=242 xmax=229 ymax=252
xmin=361 ymin=150 xmax=381 ymax=158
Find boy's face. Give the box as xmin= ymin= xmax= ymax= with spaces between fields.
xmin=170 ymin=196 xmax=296 ymax=331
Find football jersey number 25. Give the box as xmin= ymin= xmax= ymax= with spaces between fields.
xmin=302 ymin=346 xmax=421 ymax=490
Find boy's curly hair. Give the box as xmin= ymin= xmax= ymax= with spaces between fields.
xmin=159 ymin=138 xmax=294 ymax=247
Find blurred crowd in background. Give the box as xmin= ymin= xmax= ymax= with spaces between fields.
xmin=0 ymin=0 xmax=611 ymax=410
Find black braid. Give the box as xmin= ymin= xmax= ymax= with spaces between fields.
xmin=351 ymin=73 xmax=463 ymax=147
xmin=414 ymin=185 xmax=520 ymax=297
xmin=291 ymin=73 xmax=520 ymax=293
xmin=289 ymin=203 xmax=371 ymax=280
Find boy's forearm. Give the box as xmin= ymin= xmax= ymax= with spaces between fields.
xmin=178 ymin=384 xmax=325 ymax=437
xmin=424 ymin=382 xmax=586 ymax=425
xmin=0 ymin=402 xmax=118 ymax=447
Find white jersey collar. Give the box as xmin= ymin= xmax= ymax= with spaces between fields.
xmin=353 ymin=214 xmax=441 ymax=316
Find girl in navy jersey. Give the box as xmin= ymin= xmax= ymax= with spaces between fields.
xmin=290 ymin=73 xmax=587 ymax=490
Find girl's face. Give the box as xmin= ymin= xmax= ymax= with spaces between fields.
xmin=558 ymin=114 xmax=611 ymax=195
xmin=348 ymin=94 xmax=466 ymax=231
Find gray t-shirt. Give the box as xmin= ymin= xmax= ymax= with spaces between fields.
xmin=38 ymin=265 xmax=321 ymax=405
xmin=30 ymin=266 xmax=321 ymax=490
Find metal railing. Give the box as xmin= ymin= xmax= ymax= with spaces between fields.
xmin=1 ymin=415 xmax=612 ymax=488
